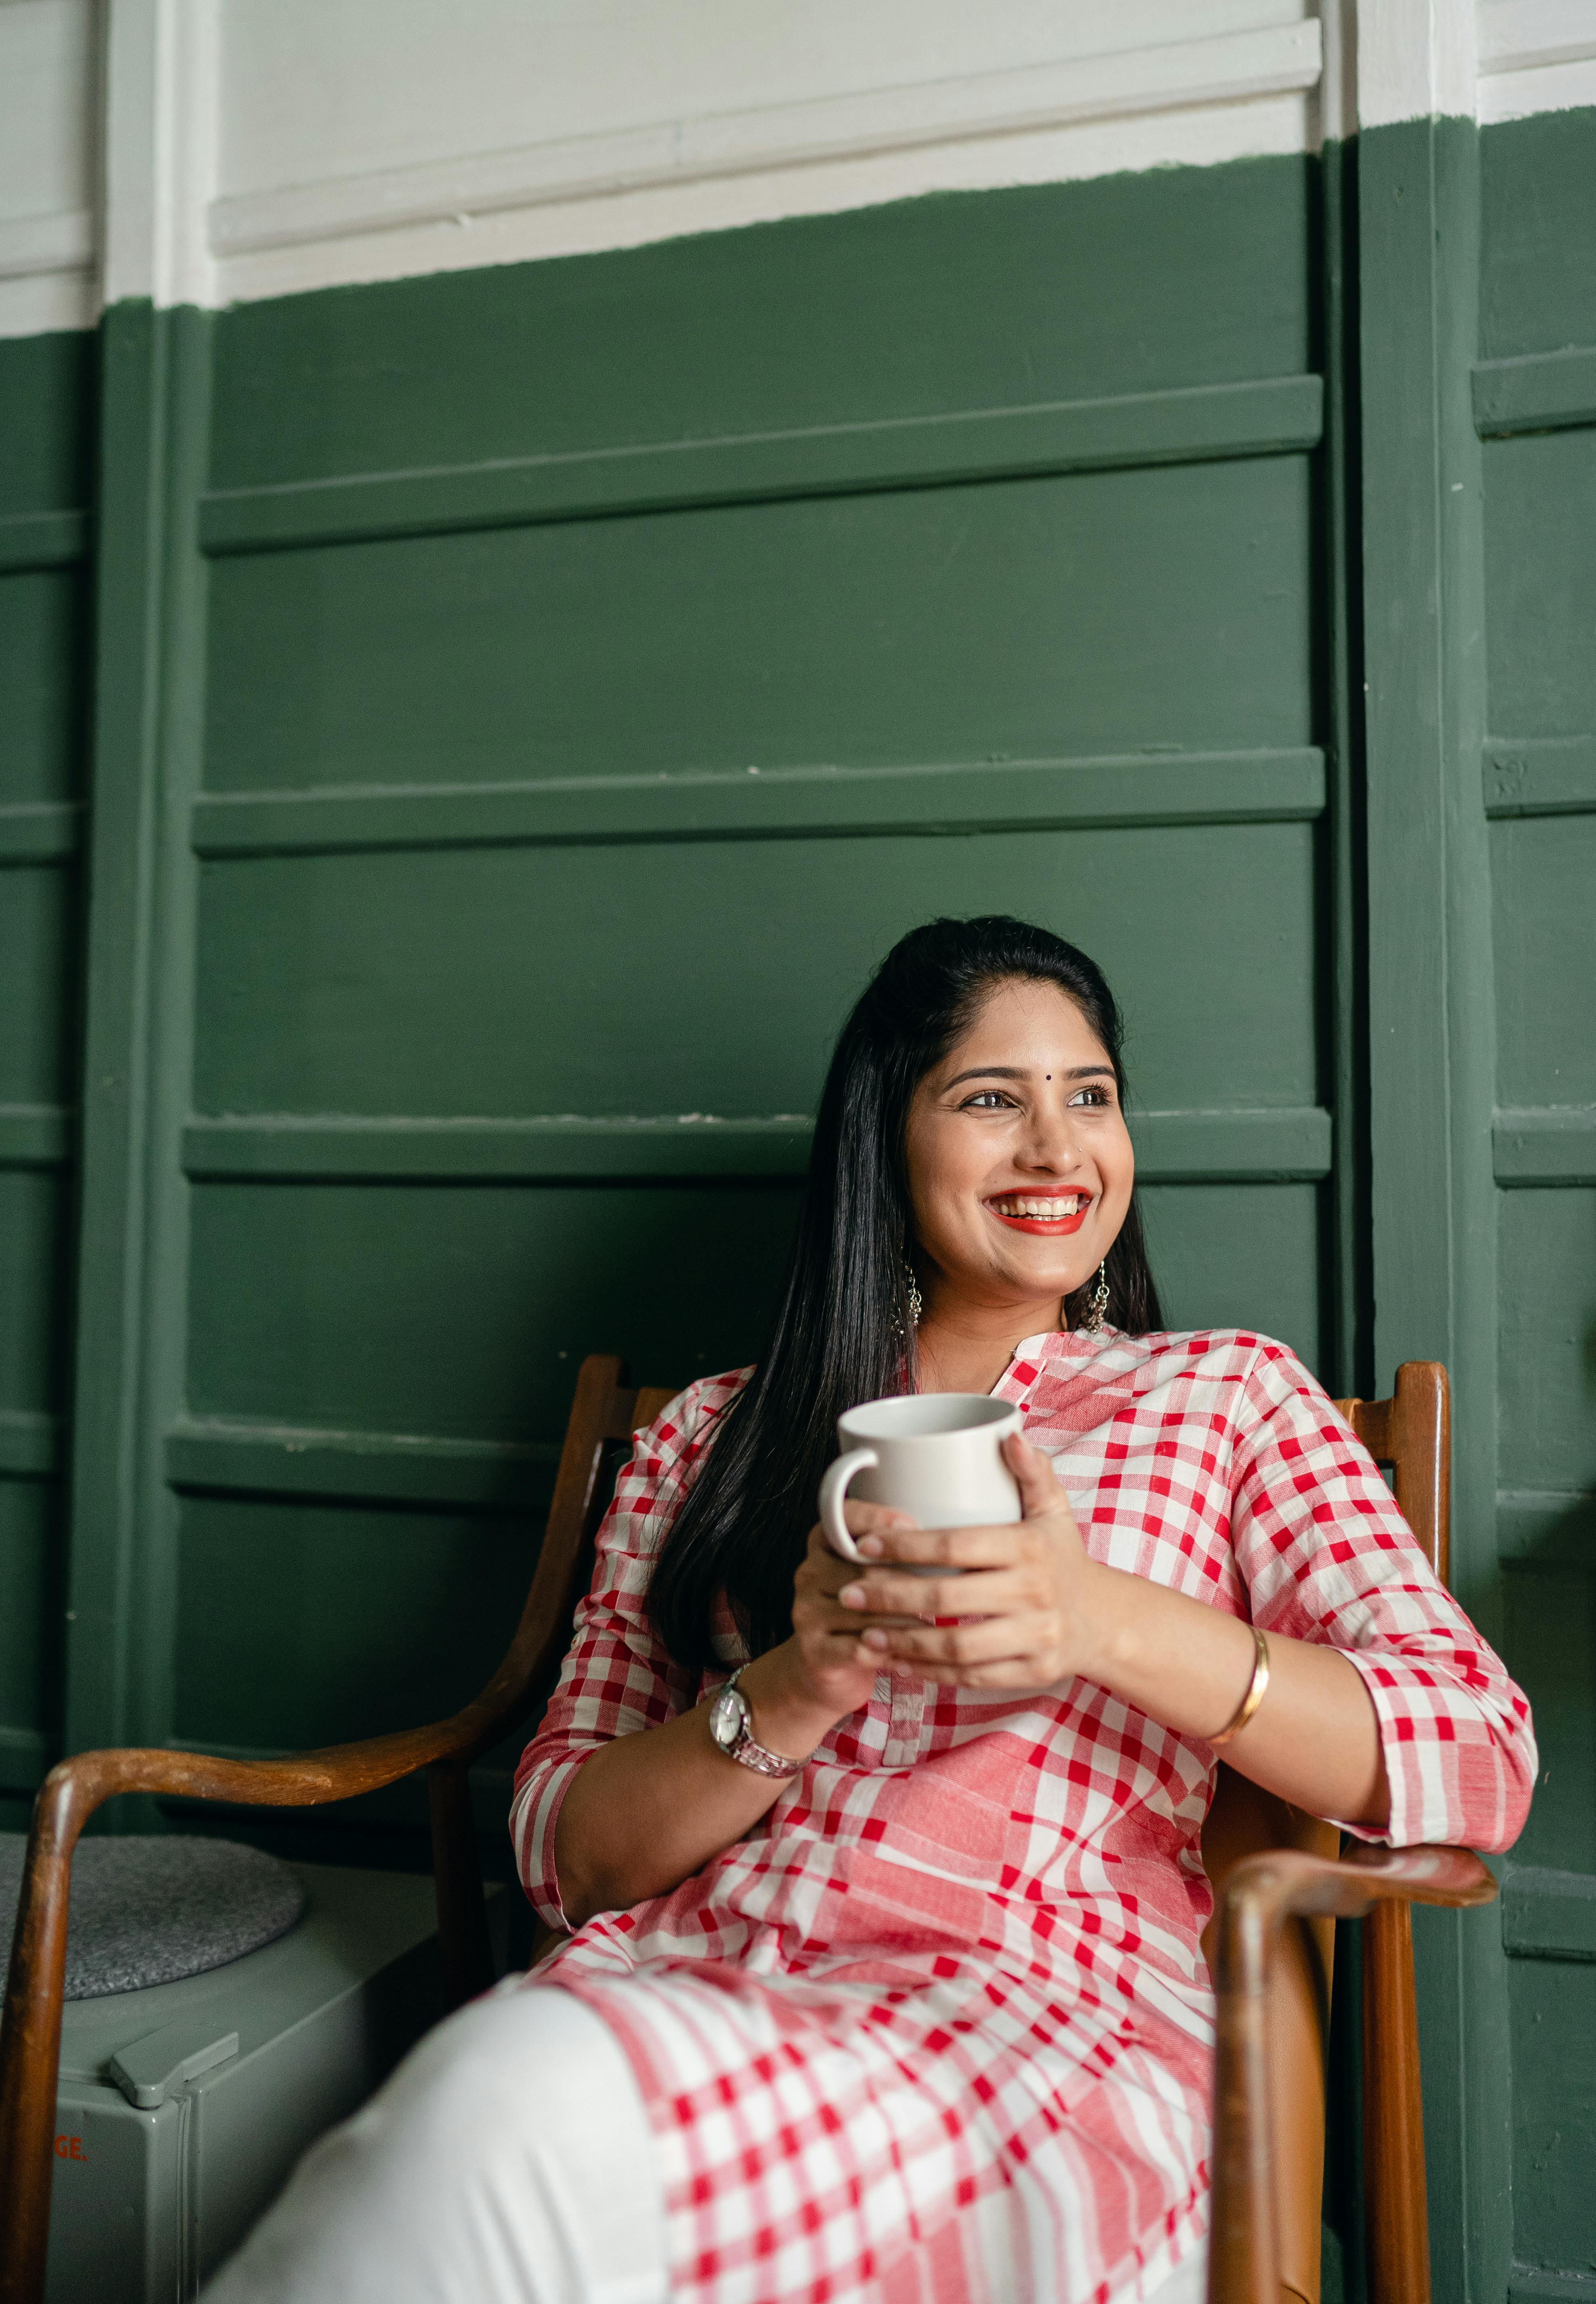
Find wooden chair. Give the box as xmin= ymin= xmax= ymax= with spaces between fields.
xmin=0 ymin=1357 xmax=1494 ymax=2304
xmin=1202 ymin=1361 xmax=1496 ymax=2304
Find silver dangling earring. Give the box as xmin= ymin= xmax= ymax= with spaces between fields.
xmin=1080 ymin=1261 xmax=1110 ymax=1336
xmin=903 ymin=1261 xmax=924 ymax=1330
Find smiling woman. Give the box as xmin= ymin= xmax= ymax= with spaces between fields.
xmin=205 ymin=918 xmax=1536 ymax=2304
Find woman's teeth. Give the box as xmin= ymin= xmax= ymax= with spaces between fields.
xmin=990 ymin=1195 xmax=1086 ymax=1217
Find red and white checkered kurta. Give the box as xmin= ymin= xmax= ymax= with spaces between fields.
xmin=510 ymin=1329 xmax=1534 ymax=2304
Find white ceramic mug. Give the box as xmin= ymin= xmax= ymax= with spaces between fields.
xmin=818 ymin=1393 xmax=1023 ymax=1569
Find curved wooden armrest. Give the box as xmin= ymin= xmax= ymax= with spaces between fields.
xmin=1207 ymin=1845 xmax=1496 ymax=2304
xmin=0 ymin=1712 xmax=504 ymax=2304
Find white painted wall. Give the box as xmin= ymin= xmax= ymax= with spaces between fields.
xmin=0 ymin=0 xmax=98 ymax=333
xmin=0 ymin=0 xmax=1593 ymax=339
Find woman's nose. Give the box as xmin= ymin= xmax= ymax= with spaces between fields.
xmin=1018 ymin=1107 xmax=1084 ymax=1172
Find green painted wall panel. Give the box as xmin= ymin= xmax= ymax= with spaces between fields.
xmin=0 ymin=1172 xmax=72 ymax=1417
xmin=172 ymin=1495 xmax=546 ymax=1750
xmin=0 ymin=332 xmax=95 ymax=520
xmin=1492 ymin=817 xmax=1596 ymax=1108
xmin=0 ymin=1484 xmax=60 ymax=1756
xmin=203 ymin=457 xmax=1315 ymax=795
xmin=1507 ymin=1957 xmax=1596 ymax=2278
xmin=1484 ymin=432 xmax=1596 ymax=740
xmin=185 ymin=1181 xmax=799 ymax=1443
xmin=1139 ymin=1182 xmax=1323 ymax=1373
xmin=0 ymin=568 xmax=91 ymax=805
xmin=1480 ymin=106 xmax=1596 ymax=359
xmin=192 ymin=822 xmax=1320 ymax=1122
xmin=0 ymin=864 xmax=80 ymax=1105
xmin=0 ymin=329 xmax=93 ymax=1799
xmin=209 ymin=165 xmax=1312 ymax=490
xmin=1504 ymin=1568 xmax=1596 ymax=1876
xmin=1497 ymin=1190 xmax=1596 ymax=1504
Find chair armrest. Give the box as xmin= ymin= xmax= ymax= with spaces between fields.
xmin=0 ymin=1711 xmax=500 ymax=2304
xmin=1207 ymin=1846 xmax=1496 ymax=2304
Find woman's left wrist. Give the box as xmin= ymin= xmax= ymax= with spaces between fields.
xmin=1075 ymin=1560 xmax=1139 ymax=1690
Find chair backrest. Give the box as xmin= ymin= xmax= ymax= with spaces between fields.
xmin=535 ymin=1358 xmax=1450 ymax=2304
xmin=1198 ymin=1360 xmax=1449 ymax=2304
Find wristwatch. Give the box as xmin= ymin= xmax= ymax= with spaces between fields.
xmin=708 ymin=1666 xmax=815 ymax=1779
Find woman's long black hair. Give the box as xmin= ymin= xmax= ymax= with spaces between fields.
xmin=648 ymin=915 xmax=1164 ymax=1674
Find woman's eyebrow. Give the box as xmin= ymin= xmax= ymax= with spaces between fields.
xmin=943 ymin=1063 xmax=1116 ymax=1088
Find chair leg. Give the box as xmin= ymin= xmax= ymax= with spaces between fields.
xmin=427 ymin=1760 xmax=496 ymax=2011
xmin=1363 ymin=1900 xmax=1431 ymax=2304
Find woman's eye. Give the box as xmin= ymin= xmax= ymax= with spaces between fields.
xmin=1069 ymin=1086 xmax=1113 ymax=1108
xmin=961 ymin=1091 xmax=1016 ymax=1111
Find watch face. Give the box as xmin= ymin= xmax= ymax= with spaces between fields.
xmin=709 ymin=1685 xmax=745 ymax=1751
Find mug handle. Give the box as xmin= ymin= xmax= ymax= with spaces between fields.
xmin=819 ymin=1446 xmax=879 ymax=1562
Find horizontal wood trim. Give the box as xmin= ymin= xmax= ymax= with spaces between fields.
xmin=1474 ymin=345 xmax=1596 ymax=437
xmin=0 ymin=803 xmax=82 ymax=864
xmin=210 ymin=22 xmax=1322 ymax=263
xmin=191 ymin=750 xmax=1328 ymax=859
xmin=0 ymin=1725 xmax=51 ymax=1795
xmin=197 ymin=374 xmax=1325 ymax=557
xmin=1508 ymin=2273 xmax=1596 ymax=2304
xmin=1493 ymin=1109 xmax=1596 ymax=1185
xmin=0 ymin=1413 xmax=64 ymax=1481
xmin=0 ymin=1105 xmax=74 ymax=1172
xmin=1496 ymin=1488 xmax=1596 ymax=1564
xmin=166 ymin=1417 xmax=560 ymax=1510
xmin=181 ymin=1106 xmax=1332 ymax=1185
xmin=1483 ymin=736 xmax=1596 ymax=817
xmin=1503 ymin=1865 xmax=1596 ymax=1962
xmin=0 ymin=511 xmax=89 ymax=575
xmin=181 ymin=1115 xmax=814 ymax=1182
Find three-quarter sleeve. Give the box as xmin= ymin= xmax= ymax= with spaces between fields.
xmin=1228 ymin=1342 xmax=1536 ymax=1852
xmin=509 ymin=1372 xmax=745 ymax=1927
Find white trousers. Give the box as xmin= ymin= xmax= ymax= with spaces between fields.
xmin=202 ymin=1978 xmax=1206 ymax=2304
xmin=202 ymin=1984 xmax=666 ymax=2304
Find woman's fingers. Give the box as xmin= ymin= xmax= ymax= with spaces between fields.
xmin=854 ymin=1523 xmax=1023 ymax=1570
xmin=865 ymin=1613 xmax=1066 ymax=1672
xmin=837 ymin=1565 xmax=1029 ymax=1620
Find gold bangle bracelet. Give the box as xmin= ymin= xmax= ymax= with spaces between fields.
xmin=1208 ymin=1626 xmax=1270 ymax=1747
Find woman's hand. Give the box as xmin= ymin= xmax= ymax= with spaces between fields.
xmin=755 ymin=1500 xmax=932 ymax=1724
xmin=834 ymin=1433 xmax=1097 ymax=1689
xmin=833 ymin=1431 xmax=1392 ymax=1828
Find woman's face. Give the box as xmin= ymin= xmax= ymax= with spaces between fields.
xmin=903 ymin=977 xmax=1135 ymax=1321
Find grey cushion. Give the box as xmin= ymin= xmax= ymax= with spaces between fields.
xmin=0 ymin=1833 xmax=305 ymax=2001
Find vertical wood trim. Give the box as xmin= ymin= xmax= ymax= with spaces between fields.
xmin=1318 ymin=128 xmax=1370 ymax=1399
xmin=1357 ymin=105 xmax=1509 ymax=2304
xmin=63 ymin=300 xmax=169 ymax=1758
xmin=62 ymin=303 xmax=212 ymax=1766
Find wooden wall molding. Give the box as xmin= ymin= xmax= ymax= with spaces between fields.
xmin=0 ymin=512 xmax=90 ymax=575
xmin=0 ymin=1726 xmax=50 ymax=1799
xmin=1507 ymin=2273 xmax=1596 ymax=2303
xmin=0 ymin=1106 xmax=74 ymax=1172
xmin=164 ymin=1418 xmax=560 ymax=1512
xmin=0 ymin=806 xmax=82 ymax=866
xmin=1501 ymin=1864 xmax=1596 ymax=1962
xmin=1496 ymin=1488 xmax=1596 ymax=1564
xmin=190 ymin=749 xmax=1327 ymax=861
xmin=0 ymin=1413 xmax=63 ymax=1483
xmin=178 ymin=1105 xmax=1333 ymax=1187
xmin=1474 ymin=345 xmax=1596 ymax=437
xmin=1492 ymin=1108 xmax=1596 ymax=1185
xmin=197 ymin=374 xmax=1324 ymax=559
xmin=1482 ymin=736 xmax=1596 ymax=817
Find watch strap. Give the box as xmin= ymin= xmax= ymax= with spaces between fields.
xmin=716 ymin=1667 xmax=816 ymax=1779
